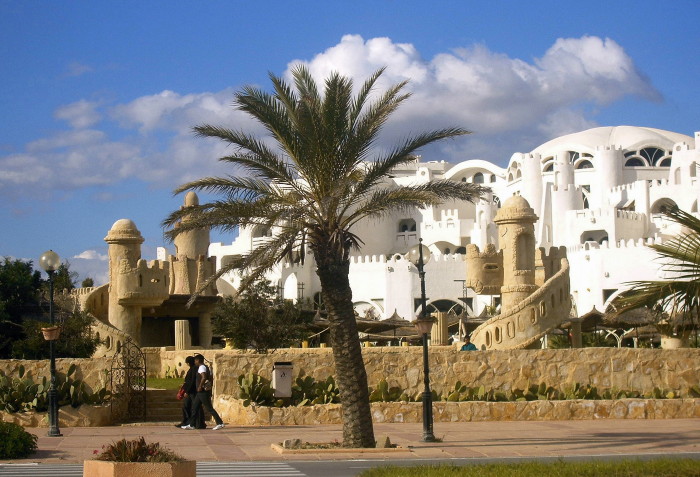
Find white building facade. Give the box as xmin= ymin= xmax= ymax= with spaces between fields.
xmin=209 ymin=126 xmax=700 ymax=320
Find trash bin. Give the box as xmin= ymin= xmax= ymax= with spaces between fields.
xmin=272 ymin=361 xmax=293 ymax=398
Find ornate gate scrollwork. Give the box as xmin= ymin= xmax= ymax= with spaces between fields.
xmin=110 ymin=337 xmax=146 ymax=422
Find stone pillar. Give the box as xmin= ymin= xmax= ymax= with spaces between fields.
xmin=199 ymin=312 xmax=213 ymax=347
xmin=493 ymin=196 xmax=539 ymax=312
xmin=570 ymin=318 xmax=583 ymax=348
xmin=175 ymin=320 xmax=192 ymax=350
xmin=104 ymin=219 xmax=144 ymax=344
xmin=431 ymin=312 xmax=449 ymax=346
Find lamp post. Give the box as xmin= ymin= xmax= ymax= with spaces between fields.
xmin=39 ymin=250 xmax=62 ymax=437
xmin=407 ymin=239 xmax=436 ymax=442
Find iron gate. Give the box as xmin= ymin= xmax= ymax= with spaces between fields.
xmin=110 ymin=337 xmax=147 ymax=422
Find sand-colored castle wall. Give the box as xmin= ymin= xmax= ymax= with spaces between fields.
xmin=138 ymin=347 xmax=700 ymax=398
xmin=0 ymin=357 xmax=112 ymax=392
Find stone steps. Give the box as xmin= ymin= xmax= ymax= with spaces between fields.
xmin=146 ymin=389 xmax=184 ymax=421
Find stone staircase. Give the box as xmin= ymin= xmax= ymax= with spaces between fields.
xmin=145 ymin=389 xmax=183 ymax=423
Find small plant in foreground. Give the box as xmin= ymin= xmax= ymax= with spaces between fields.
xmin=95 ymin=437 xmax=184 ymax=462
xmin=0 ymin=422 xmax=37 ymax=459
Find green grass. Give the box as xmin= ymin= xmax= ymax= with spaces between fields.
xmin=359 ymin=459 xmax=700 ymax=477
xmin=146 ymin=377 xmax=183 ymax=390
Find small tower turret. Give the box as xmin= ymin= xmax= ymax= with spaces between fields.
xmin=493 ymin=196 xmax=538 ymax=312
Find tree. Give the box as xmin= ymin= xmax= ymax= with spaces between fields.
xmin=163 ymin=66 xmax=487 ymax=447
xmin=11 ymin=309 xmax=102 ymax=359
xmin=0 ymin=257 xmax=42 ymax=324
xmin=610 ymin=207 xmax=700 ymax=323
xmin=212 ymin=280 xmax=312 ymax=353
xmin=81 ymin=277 xmax=95 ymax=288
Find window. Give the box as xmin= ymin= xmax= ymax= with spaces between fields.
xmin=624 ymin=147 xmax=671 ymax=167
xmin=473 ymin=172 xmax=484 ymax=183
xmin=490 ymin=174 xmax=497 ymax=183
xmin=543 ymin=163 xmax=554 ymax=172
xmin=398 ymin=219 xmax=417 ymax=232
xmin=576 ymin=160 xmax=593 ymax=169
xmin=625 ymin=158 xmax=645 ymax=167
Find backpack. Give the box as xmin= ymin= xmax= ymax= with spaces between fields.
xmin=202 ymin=364 xmax=213 ymax=391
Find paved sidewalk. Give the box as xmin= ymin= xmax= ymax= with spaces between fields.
xmin=3 ymin=419 xmax=699 ymax=464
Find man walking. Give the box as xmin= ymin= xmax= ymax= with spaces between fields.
xmin=181 ymin=354 xmax=225 ymax=430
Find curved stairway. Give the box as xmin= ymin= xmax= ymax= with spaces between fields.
xmin=471 ymin=257 xmax=571 ymax=350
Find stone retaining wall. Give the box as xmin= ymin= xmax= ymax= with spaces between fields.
xmin=0 ymin=357 xmax=111 ymax=393
xmin=207 ymin=347 xmax=700 ymax=398
xmin=0 ymin=404 xmax=112 ymax=427
xmin=215 ymin=398 xmax=700 ymax=426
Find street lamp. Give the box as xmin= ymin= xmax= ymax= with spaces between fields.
xmin=407 ymin=239 xmax=436 ymax=442
xmin=39 ymin=250 xmax=62 ymax=437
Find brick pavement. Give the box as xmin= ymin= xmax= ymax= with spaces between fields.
xmin=3 ymin=419 xmax=699 ymax=464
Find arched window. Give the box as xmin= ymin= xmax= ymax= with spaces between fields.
xmin=658 ymin=158 xmax=671 ymax=167
xmin=543 ymin=163 xmax=554 ymax=172
xmin=507 ymin=173 xmax=514 ymax=182
xmin=651 ymin=198 xmax=678 ymax=215
xmin=461 ymin=177 xmax=467 ymax=182
xmin=516 ymin=169 xmax=522 ymax=179
xmin=490 ymin=174 xmax=497 ymax=183
xmin=492 ymin=195 xmax=501 ymax=208
xmin=691 ymin=162 xmax=698 ymax=178
xmin=568 ymin=151 xmax=580 ymax=163
xmin=473 ymin=172 xmax=484 ymax=184
xmin=624 ymin=158 xmax=646 ymax=167
xmin=576 ymin=160 xmax=593 ymax=169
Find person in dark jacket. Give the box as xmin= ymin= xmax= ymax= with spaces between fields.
xmin=175 ymin=356 xmax=205 ymax=428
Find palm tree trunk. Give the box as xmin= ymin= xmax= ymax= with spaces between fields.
xmin=315 ymin=257 xmax=375 ymax=448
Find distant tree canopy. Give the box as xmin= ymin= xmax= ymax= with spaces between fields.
xmin=212 ymin=280 xmax=313 ymax=353
xmin=0 ymin=258 xmax=98 ymax=359
xmin=0 ymin=257 xmax=42 ymax=324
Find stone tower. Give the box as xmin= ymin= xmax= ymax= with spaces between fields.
xmin=493 ymin=196 xmax=538 ymax=312
xmin=173 ymin=192 xmax=210 ymax=259
xmin=104 ymin=219 xmax=169 ymax=345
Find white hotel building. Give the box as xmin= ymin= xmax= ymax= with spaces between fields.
xmin=209 ymin=126 xmax=700 ymax=321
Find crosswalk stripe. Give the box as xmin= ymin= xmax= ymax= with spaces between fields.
xmin=0 ymin=462 xmax=306 ymax=477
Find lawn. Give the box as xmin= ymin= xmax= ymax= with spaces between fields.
xmin=359 ymin=459 xmax=700 ymax=477
xmin=146 ymin=377 xmax=183 ymax=390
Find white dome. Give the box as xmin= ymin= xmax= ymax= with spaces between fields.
xmin=531 ymin=126 xmax=692 ymax=156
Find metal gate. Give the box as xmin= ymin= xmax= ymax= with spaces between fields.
xmin=110 ymin=337 xmax=147 ymax=422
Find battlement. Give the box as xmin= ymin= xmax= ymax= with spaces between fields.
xmin=466 ymin=243 xmax=499 ymax=259
xmin=566 ymin=236 xmax=662 ymax=254
xmin=672 ymin=141 xmax=692 ymax=152
xmin=552 ymin=184 xmax=578 ymax=193
xmin=572 ymin=208 xmax=644 ymax=221
xmin=465 ymin=244 xmax=503 ymax=295
xmin=595 ymin=145 xmax=623 ymax=152
xmin=116 ymin=258 xmax=170 ymax=306
xmin=649 ymin=179 xmax=670 ymax=187
xmin=610 ymin=183 xmax=637 ymax=194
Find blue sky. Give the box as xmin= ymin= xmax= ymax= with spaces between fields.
xmin=1 ymin=0 xmax=698 ymax=285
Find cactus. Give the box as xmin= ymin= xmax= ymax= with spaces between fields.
xmin=237 ymin=373 xmax=274 ymax=407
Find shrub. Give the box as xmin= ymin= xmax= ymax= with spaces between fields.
xmin=95 ymin=437 xmax=184 ymax=462
xmin=0 ymin=422 xmax=38 ymax=459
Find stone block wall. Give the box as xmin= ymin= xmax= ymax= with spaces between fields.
xmin=0 ymin=357 xmax=112 ymax=393
xmin=208 ymin=347 xmax=700 ymax=398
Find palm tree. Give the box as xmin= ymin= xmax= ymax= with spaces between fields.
xmin=163 ymin=66 xmax=488 ymax=447
xmin=609 ymin=207 xmax=700 ymax=329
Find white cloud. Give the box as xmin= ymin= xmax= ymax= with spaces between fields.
xmin=54 ymin=100 xmax=102 ymax=129
xmin=63 ymin=61 xmax=94 ymax=78
xmin=0 ymin=35 xmax=660 ymax=201
xmin=73 ymin=250 xmax=108 ymax=261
